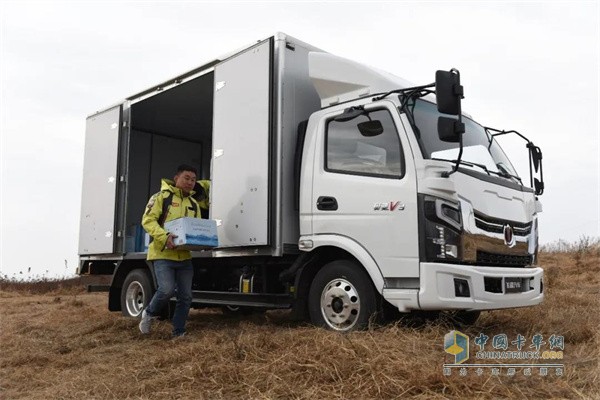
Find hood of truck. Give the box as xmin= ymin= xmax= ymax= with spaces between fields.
xmin=418 ymin=161 xmax=539 ymax=265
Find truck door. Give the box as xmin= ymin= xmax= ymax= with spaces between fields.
xmin=311 ymin=103 xmax=420 ymax=279
xmin=211 ymin=39 xmax=272 ymax=247
xmin=79 ymin=105 xmax=122 ymax=255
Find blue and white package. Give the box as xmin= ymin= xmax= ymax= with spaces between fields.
xmin=164 ymin=217 xmax=219 ymax=250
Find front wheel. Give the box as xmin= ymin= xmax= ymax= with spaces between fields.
xmin=120 ymin=269 xmax=154 ymax=318
xmin=308 ymin=260 xmax=379 ymax=332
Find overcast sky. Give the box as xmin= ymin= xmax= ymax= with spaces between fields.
xmin=1 ymin=1 xmax=598 ymax=279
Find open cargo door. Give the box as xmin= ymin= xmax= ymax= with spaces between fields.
xmin=79 ymin=105 xmax=121 ymax=255
xmin=212 ymin=39 xmax=272 ymax=247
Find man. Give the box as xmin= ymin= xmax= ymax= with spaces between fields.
xmin=139 ymin=164 xmax=201 ymax=337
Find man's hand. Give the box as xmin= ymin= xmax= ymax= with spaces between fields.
xmin=166 ymin=234 xmax=178 ymax=250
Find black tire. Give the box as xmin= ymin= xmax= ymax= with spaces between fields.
xmin=308 ymin=260 xmax=379 ymax=331
xmin=120 ymin=269 xmax=154 ymax=318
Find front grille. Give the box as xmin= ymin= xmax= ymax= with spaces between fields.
xmin=474 ymin=212 xmax=532 ymax=236
xmin=477 ymin=251 xmax=532 ymax=267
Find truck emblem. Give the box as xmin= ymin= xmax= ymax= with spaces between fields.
xmin=374 ymin=201 xmax=405 ymax=211
xmin=503 ymin=224 xmax=515 ymax=247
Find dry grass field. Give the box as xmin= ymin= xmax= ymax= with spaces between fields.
xmin=1 ymin=245 xmax=599 ymax=399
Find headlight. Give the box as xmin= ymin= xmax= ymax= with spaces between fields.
xmin=419 ymin=195 xmax=463 ymax=262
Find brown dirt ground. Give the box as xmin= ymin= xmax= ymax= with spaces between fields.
xmin=1 ymin=250 xmax=598 ymax=399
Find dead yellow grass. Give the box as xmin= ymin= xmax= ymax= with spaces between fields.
xmin=1 ymin=250 xmax=599 ymax=399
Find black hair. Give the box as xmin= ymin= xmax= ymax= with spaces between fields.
xmin=176 ymin=164 xmax=198 ymax=175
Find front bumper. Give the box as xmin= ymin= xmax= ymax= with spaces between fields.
xmin=418 ymin=262 xmax=543 ymax=310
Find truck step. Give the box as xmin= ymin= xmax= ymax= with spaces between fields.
xmin=190 ymin=290 xmax=292 ymax=309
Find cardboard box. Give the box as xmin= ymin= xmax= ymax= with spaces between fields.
xmin=164 ymin=217 xmax=219 ymax=250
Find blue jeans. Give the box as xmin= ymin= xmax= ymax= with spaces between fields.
xmin=146 ymin=259 xmax=193 ymax=336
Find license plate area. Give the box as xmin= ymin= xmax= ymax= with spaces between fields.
xmin=504 ymin=277 xmax=524 ymax=293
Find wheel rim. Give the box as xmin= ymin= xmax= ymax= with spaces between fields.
xmin=125 ymin=281 xmax=145 ymax=317
xmin=320 ymin=278 xmax=360 ymax=331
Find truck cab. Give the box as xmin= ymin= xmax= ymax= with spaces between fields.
xmin=297 ymin=56 xmax=544 ymax=329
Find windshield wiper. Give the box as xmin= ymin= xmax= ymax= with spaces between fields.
xmin=431 ymin=158 xmax=491 ymax=175
xmin=496 ymin=163 xmax=523 ymax=184
xmin=432 ymin=158 xmax=523 ymax=184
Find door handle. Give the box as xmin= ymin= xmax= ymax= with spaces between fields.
xmin=317 ymin=196 xmax=338 ymax=211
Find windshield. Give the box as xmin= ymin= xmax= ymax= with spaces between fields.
xmin=410 ymin=99 xmax=519 ymax=178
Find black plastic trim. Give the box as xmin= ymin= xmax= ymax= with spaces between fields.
xmin=294 ymin=120 xmax=309 ymax=211
xmin=268 ymin=37 xmax=274 ymax=246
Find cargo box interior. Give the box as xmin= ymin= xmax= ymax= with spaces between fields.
xmin=124 ymin=71 xmax=214 ymax=252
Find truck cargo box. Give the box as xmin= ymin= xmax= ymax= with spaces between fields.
xmin=79 ymin=33 xmax=322 ymax=258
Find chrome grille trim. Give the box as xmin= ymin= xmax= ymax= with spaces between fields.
xmin=474 ymin=212 xmax=532 ymax=236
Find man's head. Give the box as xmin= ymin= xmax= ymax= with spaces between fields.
xmin=174 ymin=164 xmax=197 ymax=195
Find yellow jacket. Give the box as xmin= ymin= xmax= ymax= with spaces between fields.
xmin=142 ymin=179 xmax=201 ymax=261
xmin=194 ymin=180 xmax=211 ymax=211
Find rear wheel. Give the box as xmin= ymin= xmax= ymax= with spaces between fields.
xmin=120 ymin=269 xmax=153 ymax=318
xmin=308 ymin=260 xmax=379 ymax=332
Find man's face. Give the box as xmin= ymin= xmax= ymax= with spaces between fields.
xmin=174 ymin=170 xmax=197 ymax=195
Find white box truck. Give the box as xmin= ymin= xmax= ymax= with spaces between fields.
xmin=78 ymin=33 xmax=545 ymax=331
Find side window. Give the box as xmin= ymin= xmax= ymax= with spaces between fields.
xmin=326 ymin=109 xmax=404 ymax=178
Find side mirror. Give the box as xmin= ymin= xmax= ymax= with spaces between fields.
xmin=529 ymin=144 xmax=542 ymax=173
xmin=334 ymin=107 xmax=364 ymax=122
xmin=357 ymin=120 xmax=383 ymax=137
xmin=534 ymin=178 xmax=544 ymax=196
xmin=438 ymin=117 xmax=465 ymax=142
xmin=436 ymin=70 xmax=463 ymax=115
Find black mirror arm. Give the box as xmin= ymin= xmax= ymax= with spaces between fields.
xmin=440 ymin=134 xmax=464 ymax=178
xmin=396 ymin=88 xmax=436 ymax=142
xmin=334 ymin=106 xmax=366 ymax=122
xmin=373 ymin=83 xmax=435 ymax=102
xmin=485 ymin=127 xmax=545 ymax=194
xmin=486 ymin=127 xmax=531 ymax=145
